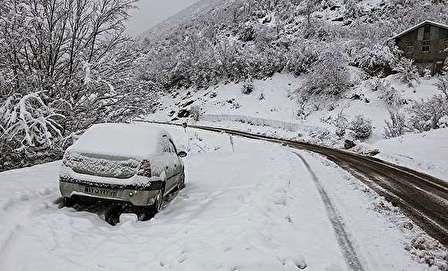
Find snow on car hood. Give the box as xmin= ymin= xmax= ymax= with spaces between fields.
xmin=69 ymin=123 xmax=168 ymax=160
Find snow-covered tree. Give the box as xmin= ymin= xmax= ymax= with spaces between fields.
xmin=393 ymin=58 xmax=420 ymax=87
xmin=305 ymin=50 xmax=351 ymax=96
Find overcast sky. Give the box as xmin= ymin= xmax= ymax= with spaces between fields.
xmin=126 ymin=0 xmax=200 ymax=36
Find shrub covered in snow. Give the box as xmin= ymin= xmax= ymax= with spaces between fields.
xmin=380 ymin=86 xmax=406 ymax=109
xmin=0 ymin=92 xmax=63 ymax=149
xmin=0 ymin=92 xmax=65 ymax=171
xmin=351 ymin=44 xmax=397 ymax=76
xmin=334 ymin=111 xmax=349 ymax=137
xmin=305 ymin=51 xmax=351 ymax=96
xmin=241 ymin=78 xmax=255 ymax=95
xmin=393 ymin=58 xmax=420 ymax=87
xmin=349 ymin=115 xmax=373 ymax=140
xmin=435 ymin=75 xmax=448 ymax=99
xmin=190 ymin=105 xmax=202 ymax=121
xmin=286 ymin=40 xmax=320 ymax=75
xmin=384 ymin=110 xmax=406 ymax=138
xmin=408 ymin=95 xmax=448 ymax=132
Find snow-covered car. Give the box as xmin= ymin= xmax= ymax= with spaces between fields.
xmin=59 ymin=123 xmax=187 ymax=218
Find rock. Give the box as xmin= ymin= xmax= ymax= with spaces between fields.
xmin=332 ymin=17 xmax=344 ymax=22
xmin=344 ymin=140 xmax=356 ymax=149
xmin=366 ymin=149 xmax=380 ymax=156
xmin=177 ymin=109 xmax=190 ymax=118
xmin=351 ymin=93 xmax=361 ymax=100
xmin=330 ymin=5 xmax=340 ymax=11
xmin=182 ymin=100 xmax=194 ymax=107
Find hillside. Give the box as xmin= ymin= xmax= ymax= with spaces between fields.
xmin=141 ymin=0 xmax=448 ymax=179
xmin=142 ymin=0 xmax=228 ymax=39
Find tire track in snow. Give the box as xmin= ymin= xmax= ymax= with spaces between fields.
xmin=294 ymin=152 xmax=366 ymax=271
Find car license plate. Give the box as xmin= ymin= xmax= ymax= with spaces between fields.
xmin=84 ymin=186 xmax=118 ymax=198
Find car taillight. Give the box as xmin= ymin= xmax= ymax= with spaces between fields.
xmin=138 ymin=160 xmax=152 ymax=177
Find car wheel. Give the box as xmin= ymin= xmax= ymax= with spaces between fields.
xmin=153 ymin=190 xmax=163 ymax=213
xmin=59 ymin=197 xmax=75 ymax=208
xmin=105 ymin=206 xmax=122 ymax=226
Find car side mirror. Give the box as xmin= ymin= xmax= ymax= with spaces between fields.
xmin=178 ymin=151 xmax=187 ymax=158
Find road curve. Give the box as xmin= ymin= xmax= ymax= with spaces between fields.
xmin=138 ymin=120 xmax=448 ymax=247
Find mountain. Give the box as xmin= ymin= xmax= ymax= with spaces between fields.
xmin=142 ymin=0 xmax=230 ymax=40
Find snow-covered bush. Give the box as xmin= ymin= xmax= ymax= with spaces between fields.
xmin=368 ymin=77 xmax=389 ymax=92
xmin=384 ymin=110 xmax=406 ymax=138
xmin=344 ymin=0 xmax=364 ymax=19
xmin=408 ymin=95 xmax=448 ymax=132
xmin=286 ymin=41 xmax=320 ymax=75
xmin=305 ymin=51 xmax=351 ymax=96
xmin=0 ymin=92 xmax=63 ymax=149
xmin=334 ymin=111 xmax=349 ymax=137
xmin=349 ymin=115 xmax=373 ymax=140
xmin=242 ymin=77 xmax=255 ymax=95
xmin=380 ymin=86 xmax=406 ymax=109
xmin=0 ymin=92 xmax=65 ymax=171
xmin=352 ymin=44 xmax=397 ymax=76
xmin=435 ymin=75 xmax=448 ymax=99
xmin=438 ymin=116 xmax=448 ymax=128
xmin=393 ymin=58 xmax=420 ymax=87
xmin=190 ymin=106 xmax=202 ymax=121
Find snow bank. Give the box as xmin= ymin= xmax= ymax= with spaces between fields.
xmin=373 ymin=128 xmax=448 ymax=180
xmin=201 ymin=114 xmax=315 ymax=132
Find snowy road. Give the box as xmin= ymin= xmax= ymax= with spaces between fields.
xmin=150 ymin=121 xmax=448 ymax=247
xmin=0 ymin=126 xmax=432 ymax=270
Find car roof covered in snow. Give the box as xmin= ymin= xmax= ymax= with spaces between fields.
xmin=68 ymin=123 xmax=170 ymax=159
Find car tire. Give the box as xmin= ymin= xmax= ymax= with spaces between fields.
xmin=152 ymin=189 xmax=163 ymax=213
xmin=105 ymin=206 xmax=121 ymax=226
xmin=137 ymin=188 xmax=165 ymax=221
xmin=60 ymin=197 xmax=75 ymax=208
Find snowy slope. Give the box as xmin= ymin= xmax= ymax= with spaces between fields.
xmin=371 ymin=128 xmax=448 ymax=180
xmin=0 ymin=123 xmax=444 ymax=271
xmin=148 ymin=73 xmax=441 ymax=143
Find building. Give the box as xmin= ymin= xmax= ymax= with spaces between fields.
xmin=391 ymin=20 xmax=448 ymax=74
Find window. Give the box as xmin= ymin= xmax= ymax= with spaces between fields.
xmin=422 ymin=40 xmax=430 ymax=52
xmin=404 ymin=41 xmax=414 ymax=52
xmin=424 ymin=25 xmax=431 ymax=40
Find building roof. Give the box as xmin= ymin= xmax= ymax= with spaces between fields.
xmin=391 ymin=20 xmax=448 ymax=40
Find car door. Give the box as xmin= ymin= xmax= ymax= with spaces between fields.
xmin=167 ymin=139 xmax=182 ymax=186
xmin=161 ymin=136 xmax=180 ymax=194
xmin=168 ymin=139 xmax=183 ymax=179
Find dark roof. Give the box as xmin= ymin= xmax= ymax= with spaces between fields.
xmin=391 ymin=20 xmax=448 ymax=40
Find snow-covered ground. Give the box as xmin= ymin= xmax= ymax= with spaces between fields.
xmin=369 ymin=128 xmax=448 ymax=181
xmin=0 ymin=124 xmax=442 ymax=271
xmin=151 ymin=73 xmax=440 ymax=142
xmin=148 ymin=72 xmax=448 ymax=180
